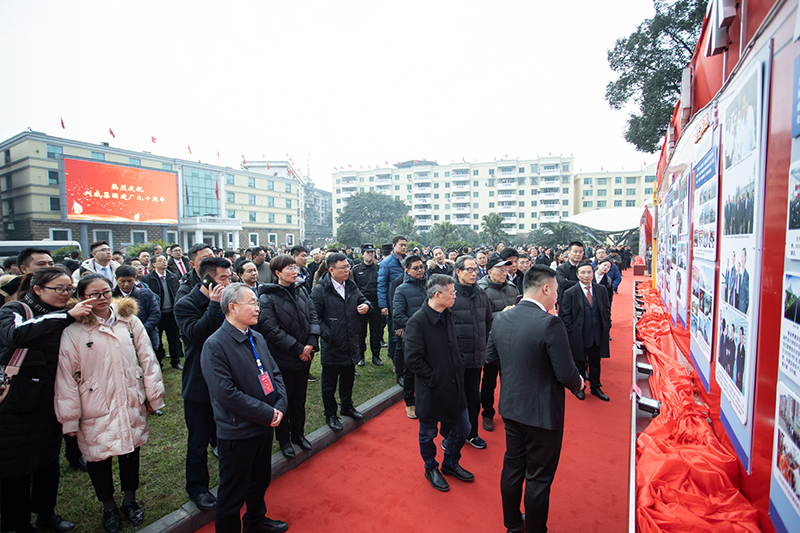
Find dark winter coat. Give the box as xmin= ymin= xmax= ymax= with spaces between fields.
xmin=112 ymin=284 xmax=161 ymax=349
xmin=377 ymin=252 xmax=405 ymax=309
xmin=175 ymin=269 xmax=202 ymax=302
xmin=393 ymin=273 xmax=428 ymax=331
xmin=404 ymin=304 xmax=467 ymax=422
xmin=451 ymin=281 xmax=493 ymax=368
xmin=0 ymin=293 xmax=76 ymax=478
xmin=174 ymin=285 xmax=224 ymax=403
xmin=350 ymin=260 xmax=380 ymax=304
xmin=310 ymin=275 xmax=370 ymax=367
xmin=142 ymin=269 xmax=180 ymax=310
xmin=257 ymin=283 xmax=321 ymax=372
xmin=476 ymin=275 xmax=520 ymax=317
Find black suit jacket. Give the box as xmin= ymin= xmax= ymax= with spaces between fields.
xmin=556 ymin=261 xmax=580 ymax=306
xmin=486 ymin=300 xmax=582 ymax=430
xmin=167 ymin=256 xmax=191 ymax=277
xmin=142 ymin=270 xmax=180 ymax=310
xmin=560 ymin=282 xmax=611 ymax=360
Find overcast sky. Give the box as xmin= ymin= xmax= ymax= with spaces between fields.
xmin=1 ymin=1 xmax=661 ymax=191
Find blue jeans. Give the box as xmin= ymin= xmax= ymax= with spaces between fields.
xmin=418 ymin=407 xmax=470 ymax=470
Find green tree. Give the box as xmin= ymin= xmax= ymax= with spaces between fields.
xmin=480 ymin=213 xmax=509 ymax=246
xmin=336 ymin=192 xmax=410 ymax=235
xmin=393 ymin=215 xmax=418 ymax=242
xmin=428 ymin=221 xmax=459 ymax=244
xmin=370 ymin=222 xmax=394 ymax=246
xmin=605 ymin=0 xmax=707 ymax=153
xmin=454 ymin=225 xmax=480 ymax=246
xmin=336 ymin=223 xmax=363 ymax=247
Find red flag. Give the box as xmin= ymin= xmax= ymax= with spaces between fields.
xmin=188 ymin=145 xmax=192 ymax=155
xmin=549 ymin=152 xmax=552 ymax=156
xmin=385 ymin=161 xmax=389 ymax=165
xmin=266 ymin=162 xmax=270 ymax=170
xmin=413 ymin=160 xmax=417 ymax=164
xmin=242 ymin=154 xmax=246 ymax=165
xmin=215 ymin=181 xmax=219 ymax=201
xmin=504 ymin=154 xmax=508 ymax=158
xmin=348 ymin=164 xmax=352 ymax=168
xmin=60 ymin=117 xmax=65 ymax=129
xmin=109 ymin=128 xmax=116 ymax=138
xmin=217 ymin=151 xmax=220 ymax=159
xmin=601 ymin=166 xmax=604 ymax=171
xmin=423 ymin=158 xmax=427 ymax=162
xmin=151 ymin=136 xmax=157 ymax=143
xmin=262 ymin=153 xmax=265 ymax=158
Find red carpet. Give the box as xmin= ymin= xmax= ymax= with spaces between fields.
xmin=197 ymin=275 xmax=634 ymax=532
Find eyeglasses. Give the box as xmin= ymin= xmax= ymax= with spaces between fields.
xmin=408 ymin=266 xmax=424 ymax=271
xmin=42 ymin=286 xmax=74 ymax=295
xmin=334 ymin=266 xmax=351 ymax=271
xmin=94 ymin=248 xmax=112 ymax=253
xmin=236 ymin=300 xmax=260 ymax=308
xmin=85 ymin=290 xmax=113 ymax=300
xmin=283 ymin=266 xmax=300 ymax=272
xmin=460 ymin=267 xmax=477 ymax=273
xmin=437 ymin=290 xmax=456 ymax=296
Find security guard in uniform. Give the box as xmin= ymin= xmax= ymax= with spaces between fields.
xmin=351 ymin=244 xmax=384 ymax=366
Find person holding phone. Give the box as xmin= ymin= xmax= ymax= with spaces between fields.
xmin=55 ymin=273 xmax=164 ymax=533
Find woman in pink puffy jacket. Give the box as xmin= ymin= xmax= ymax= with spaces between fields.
xmin=55 ymin=273 xmax=164 ymax=533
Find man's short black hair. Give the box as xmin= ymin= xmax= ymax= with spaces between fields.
xmin=89 ymin=240 xmax=109 ymax=253
xmin=403 ymin=255 xmax=423 ymax=269
xmin=568 ymin=241 xmax=584 ymax=252
xmin=290 ymin=245 xmax=309 ymax=256
xmin=2 ymin=257 xmax=16 ymax=270
xmin=70 ymin=250 xmax=80 ymax=259
xmin=392 ymin=235 xmax=407 ymax=245
xmin=326 ymin=252 xmax=348 ymax=270
xmin=523 ymin=265 xmax=557 ymax=293
xmin=187 ymin=243 xmax=212 ymax=261
xmin=115 ymin=265 xmax=137 ymax=278
xmin=18 ymin=248 xmax=52 ymax=269
xmin=500 ymin=247 xmax=518 ymax=260
xmin=235 ymin=260 xmax=255 ymax=276
xmin=454 ymin=255 xmax=475 ymax=272
xmin=576 ymin=259 xmax=594 ymax=271
xmin=223 ymin=250 xmax=236 ymax=259
xmin=251 ymin=246 xmax=265 ymax=256
xmin=198 ymin=256 xmax=232 ymax=278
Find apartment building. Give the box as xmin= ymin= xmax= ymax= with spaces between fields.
xmin=572 ymin=163 xmax=657 ymax=214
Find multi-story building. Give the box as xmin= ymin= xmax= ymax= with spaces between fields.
xmin=302 ymin=182 xmax=333 ymax=247
xmin=332 ymin=156 xmax=576 ymax=238
xmin=0 ymin=130 xmax=305 ymax=252
xmin=572 ymin=163 xmax=657 ymax=215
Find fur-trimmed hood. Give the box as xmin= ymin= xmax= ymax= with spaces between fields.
xmin=65 ymin=297 xmax=139 ymax=325
xmin=426 ymin=258 xmax=455 ymax=270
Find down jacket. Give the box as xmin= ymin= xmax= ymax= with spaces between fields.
xmin=393 ymin=273 xmax=428 ymax=331
xmin=476 ymin=275 xmax=520 ymax=317
xmin=0 ymin=293 xmax=76 ymax=479
xmin=55 ymin=298 xmax=165 ymax=462
xmin=451 ymin=281 xmax=493 ymax=368
xmin=310 ymin=275 xmax=370 ymax=366
xmin=257 ymin=283 xmax=321 ymax=372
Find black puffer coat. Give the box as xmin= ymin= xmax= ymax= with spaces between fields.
xmin=310 ymin=276 xmax=370 ymax=366
xmin=0 ymin=293 xmax=76 ymax=478
xmin=450 ymin=281 xmax=493 ymax=368
xmin=393 ymin=273 xmax=428 ymax=331
xmin=257 ymin=283 xmax=321 ymax=372
xmin=476 ymin=276 xmax=520 ymax=317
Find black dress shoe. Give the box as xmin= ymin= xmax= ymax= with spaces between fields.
xmin=307 ymin=373 xmax=318 ymax=382
xmin=35 ymin=514 xmax=75 ymax=532
xmin=326 ymin=415 xmax=343 ymax=431
xmin=592 ymin=388 xmax=610 ymax=401
xmin=342 ymin=408 xmax=364 ymax=420
xmin=441 ymin=462 xmax=475 ymax=482
xmin=372 ymin=356 xmax=384 ymax=366
xmin=120 ymin=502 xmax=144 ymax=526
xmin=191 ymin=491 xmax=217 ymax=511
xmin=291 ymin=437 xmax=313 ymax=451
xmin=69 ymin=456 xmax=88 ymax=472
xmin=357 ymin=357 xmax=365 ymax=367
xmin=424 ymin=467 xmax=450 ymax=492
xmin=102 ymin=508 xmax=121 ymax=533
xmin=576 ymin=389 xmax=585 ymax=400
xmin=380 ymin=340 xmax=388 ymax=347
xmin=396 ymin=376 xmax=405 ymax=387
xmin=243 ymin=517 xmax=289 ymax=533
xmin=279 ymin=441 xmax=295 ymax=458
xmin=171 ymin=363 xmax=184 ymax=370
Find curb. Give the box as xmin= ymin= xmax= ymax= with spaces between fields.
xmin=139 ymin=385 xmax=404 ymax=533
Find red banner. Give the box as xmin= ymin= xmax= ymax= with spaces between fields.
xmin=64 ymin=158 xmax=178 ymax=224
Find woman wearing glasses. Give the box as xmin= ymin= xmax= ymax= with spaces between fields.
xmin=257 ymin=254 xmax=320 ymax=458
xmin=55 ymin=274 xmax=164 ymax=533
xmin=0 ymin=267 xmax=94 ymax=533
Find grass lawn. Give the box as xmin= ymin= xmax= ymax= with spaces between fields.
xmin=54 ymin=336 xmax=397 ymax=531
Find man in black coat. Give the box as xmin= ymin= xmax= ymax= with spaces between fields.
xmin=113 ymin=265 xmax=161 ymax=351
xmin=174 ymin=257 xmax=231 ymax=512
xmin=560 ymin=260 xmax=611 ymax=402
xmin=310 ymin=253 xmax=370 ymax=432
xmin=167 ymin=245 xmax=191 ymax=278
xmin=393 ymin=255 xmax=428 ymax=418
xmin=405 ymin=274 xmax=474 ymax=493
xmin=350 ymin=244 xmax=384 ymax=367
xmin=486 ymin=265 xmax=584 ymax=533
xmin=142 ymin=254 xmax=184 ymax=369
xmin=556 ymin=241 xmax=584 ymax=309
xmin=175 ymin=244 xmax=214 ymax=302
xmin=290 ymin=245 xmax=313 ymax=295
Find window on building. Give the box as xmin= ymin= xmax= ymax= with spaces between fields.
xmin=645 ymin=187 xmax=653 ymax=195
xmin=531 ymin=212 xmax=537 ymax=218
xmin=368 ymin=176 xmax=374 ymax=182
xmin=395 ymin=185 xmax=400 ymax=191
xmin=489 ymin=191 xmax=495 ymax=197
xmin=626 ymin=177 xmax=637 ymax=184
xmin=473 ymin=192 xmax=479 ymax=198
xmin=360 ymin=187 xmax=365 ymax=192
xmin=46 ymin=145 xmax=63 ymax=159
xmin=227 ymin=192 xmax=235 ymax=202
xmin=562 ymin=199 xmax=569 ymax=205
xmin=286 ymin=199 xmax=292 ymax=208
xmin=50 ymin=228 xmax=71 ymax=240
xmin=584 ymin=190 xmax=593 ymax=196
xmin=131 ymin=230 xmax=147 ymax=244
xmin=445 ymin=193 xmax=450 ymax=199
xmin=614 ymin=200 xmax=622 ymax=207
xmin=267 ymin=180 xmax=274 ymax=190
xmin=583 ymin=201 xmax=593 ymax=208
xmin=444 ymin=182 xmax=450 ymax=188
xmin=93 ymin=230 xmax=111 ymax=246
xmin=583 ymin=177 xmax=592 ymax=185
xmin=162 ymin=163 xmax=172 ymax=171
xmin=473 ymin=202 xmax=479 ymax=208
xmin=434 ymin=183 xmax=439 ymax=189
xmin=91 ymin=152 xmax=105 ymax=161
xmin=473 ymin=214 xmax=480 ymax=219
xmin=445 ymin=203 xmax=450 ymax=209
xmin=249 ymin=233 xmax=259 ymax=246
xmin=129 ymin=158 xmax=141 ymax=166
xmin=626 ymin=200 xmax=636 ymax=207
xmin=518 ymin=212 xmax=525 ymax=218
xmin=433 ymin=172 xmax=439 ymax=177
xmin=597 ymin=178 xmax=607 ymax=186
xmin=359 ymin=177 xmax=365 ymax=183
xmin=488 ymin=169 xmax=495 ymax=176
xmin=597 ymin=200 xmax=607 ymax=208
xmin=243 ymin=177 xmax=253 ymax=187
xmin=614 ymin=189 xmax=622 ymax=196
xmin=407 ymin=195 xmax=412 ymax=201
xmin=433 ymin=204 xmax=439 ymax=210
xmin=406 ymin=184 xmax=412 ymax=191
xmin=434 ymin=193 xmax=439 ymax=199
xmin=268 ymin=233 xmax=278 ymax=246
xmin=227 ymin=174 xmax=235 ymax=184
xmin=227 ymin=209 xmax=236 ymax=218
xmin=248 ymin=194 xmax=256 ymax=205
xmin=267 ymin=196 xmax=274 ymax=207
xmin=472 ymin=180 xmax=478 ymax=187
xmin=249 ymin=212 xmax=257 ymax=222
xmin=286 ymin=215 xmax=292 ymax=224
xmin=531 ymin=200 xmax=538 ymax=206
xmin=615 ymin=177 xmax=622 ymax=184
xmin=518 ymin=177 xmax=526 ymax=185
xmin=562 ymin=163 xmax=570 ymax=171
xmin=470 ymin=169 xmax=477 ymax=176
xmin=433 ymin=215 xmax=439 ymax=221
xmin=49 ymin=197 xmax=60 ymax=211
xmin=395 ymin=196 xmax=400 ymax=200
xmin=445 ymin=214 xmax=450 ymax=220
xmin=598 ymin=189 xmax=607 ymax=196
xmin=488 ymin=179 xmax=495 ymax=187
xmin=268 ymin=213 xmax=275 ymax=223
xmin=518 ymin=224 xmax=525 ymax=229
xmin=645 ymin=175 xmax=656 ymax=183
xmin=444 ymin=171 xmax=450 ymax=177
xmin=626 ymin=188 xmax=636 ymax=195
xmin=518 ymin=189 xmax=525 ymax=195
xmin=562 ymin=211 xmax=569 ymax=217
xmin=336 ymin=198 xmax=341 ymax=204
xmin=48 ymin=170 xmax=58 ymax=185
xmin=285 ymin=183 xmax=291 ymax=193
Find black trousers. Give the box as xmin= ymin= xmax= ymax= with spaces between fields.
xmin=275 ymin=364 xmax=310 ymax=444
xmin=184 ymin=400 xmax=215 ymax=498
xmin=574 ymin=343 xmax=602 ymax=390
xmin=396 ymin=337 xmax=415 ymax=406
xmin=64 ymin=434 xmax=81 ymax=463
xmin=0 ymin=459 xmax=59 ymax=532
xmin=156 ymin=311 xmax=183 ymax=365
xmin=321 ymin=364 xmax=355 ymax=417
xmin=464 ymin=367 xmax=482 ymax=439
xmin=359 ymin=306 xmax=385 ymax=359
xmin=480 ymin=360 xmax=500 ymax=419
xmin=501 ymin=419 xmax=564 ymax=533
xmin=215 ymin=432 xmax=273 ymax=533
xmin=85 ymin=448 xmax=140 ymax=502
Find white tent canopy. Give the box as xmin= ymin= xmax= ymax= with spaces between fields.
xmin=562 ymin=205 xmax=650 ymax=233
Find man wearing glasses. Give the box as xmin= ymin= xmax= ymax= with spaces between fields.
xmin=310 ymin=253 xmax=371 ymax=432
xmin=72 ymin=240 xmax=119 ymax=286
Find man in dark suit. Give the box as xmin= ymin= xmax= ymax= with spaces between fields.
xmin=735 ymin=326 xmax=746 ymax=391
xmin=143 ymin=254 xmax=184 ymax=369
xmin=486 ymin=265 xmax=583 ymax=533
xmin=555 ymin=241 xmax=584 ymax=309
xmin=737 ymin=248 xmax=749 ymax=314
xmin=405 ymin=273 xmax=474 ymax=493
xmin=560 ymin=260 xmax=611 ymax=402
xmin=167 ymin=245 xmax=191 ymax=278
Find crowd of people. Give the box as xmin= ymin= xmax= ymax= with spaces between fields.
xmin=0 ymin=237 xmax=633 ymax=533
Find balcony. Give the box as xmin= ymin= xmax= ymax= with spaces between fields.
xmin=453 ymin=216 xmax=471 ymax=226
xmin=413 ymin=173 xmax=431 ymax=183
xmin=413 ymin=207 xmax=432 ymax=216
xmin=414 ymin=195 xmax=431 ymax=204
xmin=539 ymin=166 xmax=560 ymax=177
xmin=497 ymin=192 xmax=517 ymax=201
xmin=540 ymin=215 xmax=560 ymax=223
xmin=342 ymin=189 xmax=358 ymax=198
xmin=505 ymin=227 xmax=518 ymax=236
xmin=540 ymin=192 xmax=560 ymax=200
xmin=541 ymin=177 xmax=560 ymax=187
xmin=452 ymin=205 xmax=470 ymax=214
xmin=375 ymin=174 xmax=392 ymax=183
xmin=414 ymin=218 xmax=432 ymax=227
xmin=414 ymin=184 xmax=432 ymax=193
xmin=498 ymin=203 xmax=516 ymax=213
xmin=498 ymin=179 xmax=517 ymax=190
xmin=452 ymin=181 xmax=470 ymax=192
xmin=501 ymin=215 xmax=517 ymax=224
xmin=498 ymin=170 xmax=517 ymax=178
